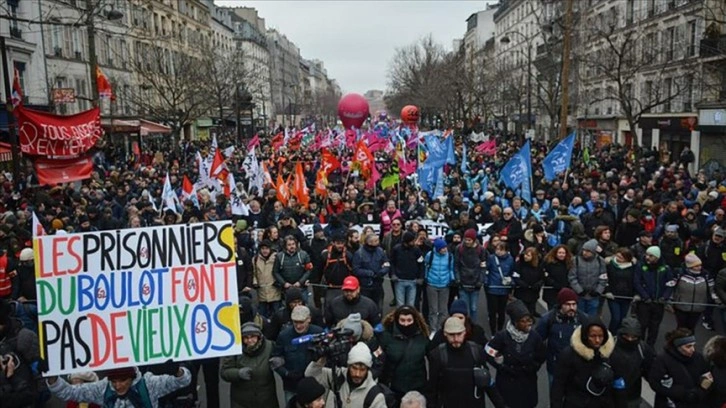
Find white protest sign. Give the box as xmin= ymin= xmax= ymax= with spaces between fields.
xmin=35 ymin=221 xmax=242 ymax=376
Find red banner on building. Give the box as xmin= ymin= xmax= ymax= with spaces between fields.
xmin=15 ymin=105 xmax=103 ymax=158
xmin=34 ymin=156 xmax=94 ymax=185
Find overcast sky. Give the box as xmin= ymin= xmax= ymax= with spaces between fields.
xmin=216 ymin=1 xmax=491 ymax=94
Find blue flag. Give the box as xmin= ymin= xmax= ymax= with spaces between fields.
xmin=444 ymin=135 xmax=456 ymax=165
xmin=543 ymin=132 xmax=576 ymax=181
xmin=460 ymin=141 xmax=469 ymax=175
xmin=433 ymin=167 xmax=445 ymax=199
xmin=500 ymin=140 xmax=532 ymax=203
xmin=417 ymin=164 xmax=436 ymax=196
xmin=424 ymin=132 xmax=447 ymax=168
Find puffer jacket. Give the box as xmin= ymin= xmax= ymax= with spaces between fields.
xmin=391 ymin=243 xmax=424 ymax=280
xmin=610 ymin=323 xmax=655 ymax=404
xmin=254 ymin=253 xmax=281 ymax=302
xmin=672 ymin=269 xmax=716 ymax=313
xmin=273 ymin=249 xmax=312 ymax=286
xmin=48 ymin=368 xmax=192 ymax=408
xmin=513 ymin=260 xmax=545 ymax=303
xmin=220 ymin=338 xmax=277 ymax=408
xmin=568 ymin=255 xmax=607 ymax=299
xmin=660 ymin=237 xmax=685 ymax=269
xmin=352 ymin=245 xmax=390 ymax=288
xmin=535 ymin=309 xmax=588 ymax=374
xmin=648 ymin=346 xmax=710 ymax=408
xmin=550 ymin=325 xmax=617 ymax=408
xmin=425 ymin=250 xmax=455 ymax=289
xmin=379 ymin=323 xmax=429 ymax=394
xmin=486 ymin=252 xmax=515 ymax=296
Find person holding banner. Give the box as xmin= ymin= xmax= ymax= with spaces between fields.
xmin=47 ymin=363 xmax=192 ymax=408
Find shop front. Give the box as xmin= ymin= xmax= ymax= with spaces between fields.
xmin=697 ymin=104 xmax=726 ymax=171
xmin=639 ymin=114 xmax=698 ymax=166
xmin=577 ymin=117 xmax=618 ymax=148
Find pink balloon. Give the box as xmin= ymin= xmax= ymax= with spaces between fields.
xmin=338 ymin=93 xmax=370 ymax=130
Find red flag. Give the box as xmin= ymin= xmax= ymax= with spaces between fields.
xmin=96 ymin=67 xmax=114 ymax=100
xmin=209 ymin=149 xmax=227 ymax=179
xmin=276 ymin=172 xmax=291 ymax=206
xmin=321 ymin=149 xmax=341 ymax=175
xmin=271 ymin=132 xmax=284 ymax=149
xmin=11 ymin=68 xmax=22 ymax=108
xmin=247 ymin=134 xmax=260 ymax=151
xmin=353 ymin=141 xmax=374 ymax=178
xmin=292 ymin=162 xmax=310 ymax=208
xmin=315 ymin=169 xmax=328 ymax=197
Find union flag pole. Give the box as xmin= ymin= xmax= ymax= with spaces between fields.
xmin=1 ymin=36 xmax=21 ymax=189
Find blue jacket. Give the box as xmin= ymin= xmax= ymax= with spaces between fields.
xmin=273 ymin=324 xmax=324 ymax=391
xmin=352 ymin=245 xmax=390 ymax=288
xmin=633 ymin=261 xmax=676 ymax=301
xmin=424 ymin=251 xmax=454 ymax=288
xmin=486 ymin=253 xmax=515 ymax=295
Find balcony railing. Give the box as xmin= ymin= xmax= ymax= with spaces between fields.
xmin=700 ymin=36 xmax=726 ymax=58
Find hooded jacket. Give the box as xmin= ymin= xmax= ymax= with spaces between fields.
xmin=550 ymin=319 xmax=616 ymax=408
xmin=648 ymin=346 xmax=710 ymax=408
xmin=568 ymin=250 xmax=607 ymax=299
xmin=48 ymin=367 xmax=192 ymax=408
xmin=610 ymin=319 xmax=655 ymax=404
xmin=304 ymin=361 xmax=387 ymax=408
xmin=455 ymin=243 xmax=487 ymax=287
xmin=535 ymin=309 xmax=588 ymax=374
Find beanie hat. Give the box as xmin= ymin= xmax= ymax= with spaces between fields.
xmin=342 ymin=313 xmax=363 ymax=340
xmin=295 ymin=377 xmax=326 ymax=405
xmin=685 ymin=253 xmax=702 ymax=269
xmin=665 ymin=224 xmax=679 ymax=233
xmin=105 ymin=367 xmax=136 ymax=381
xmin=19 ymin=247 xmax=33 ymax=262
xmin=68 ymin=371 xmax=99 ymax=383
xmin=313 ymin=223 xmax=324 ymax=234
xmin=241 ymin=322 xmax=262 ymax=337
xmin=464 ymin=228 xmax=478 ymax=240
xmin=582 ymin=239 xmax=599 ymax=254
xmin=506 ymin=299 xmax=531 ymax=322
xmin=557 ymin=288 xmax=578 ymax=305
xmin=238 ymin=296 xmax=254 ymax=323
xmin=618 ymin=317 xmax=641 ymax=337
xmin=285 ymin=287 xmax=304 ymax=305
xmin=234 ymin=220 xmax=248 ymax=232
xmin=402 ymin=231 xmax=416 ymax=244
xmin=646 ymin=246 xmax=661 ymax=259
xmin=291 ymin=305 xmax=311 ymax=321
xmin=627 ymin=209 xmax=641 ymax=219
xmin=347 ymin=342 xmax=373 ymax=368
xmin=449 ymin=299 xmax=469 ymax=316
xmin=433 ymin=238 xmax=447 ymax=251
xmin=532 ymin=224 xmax=545 ymax=234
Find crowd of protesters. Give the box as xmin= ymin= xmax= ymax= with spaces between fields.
xmin=1 ymin=126 xmax=726 ymax=407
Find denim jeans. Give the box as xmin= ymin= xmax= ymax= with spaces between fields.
xmin=607 ymin=298 xmax=632 ymax=333
xmin=395 ymin=279 xmax=417 ymax=306
xmin=578 ymin=297 xmax=600 ymax=316
xmin=459 ymin=289 xmax=480 ymax=322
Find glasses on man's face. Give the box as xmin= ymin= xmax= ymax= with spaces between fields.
xmin=392 ymin=223 xmax=402 ymax=227
xmin=503 ymin=212 xmax=513 ymax=216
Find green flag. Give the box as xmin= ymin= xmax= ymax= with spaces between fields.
xmin=381 ymin=160 xmax=400 ymax=189
xmin=583 ymin=147 xmax=590 ymax=165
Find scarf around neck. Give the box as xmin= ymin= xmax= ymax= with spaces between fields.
xmin=506 ymin=320 xmax=529 ymax=344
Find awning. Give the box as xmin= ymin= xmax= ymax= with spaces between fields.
xmin=101 ymin=119 xmax=140 ymax=133
xmin=0 ymin=145 xmax=11 ymax=162
xmin=140 ymin=119 xmax=171 ymax=136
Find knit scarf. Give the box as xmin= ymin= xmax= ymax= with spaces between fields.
xmin=506 ymin=320 xmax=529 ymax=344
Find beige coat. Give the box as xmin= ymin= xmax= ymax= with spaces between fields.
xmin=254 ymin=253 xmax=281 ymax=302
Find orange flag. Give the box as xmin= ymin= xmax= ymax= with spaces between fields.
xmin=276 ymin=172 xmax=291 ymax=206
xmin=261 ymin=161 xmax=273 ymax=187
xmin=321 ymin=148 xmax=341 ymax=175
xmin=96 ymin=67 xmax=114 ymax=100
xmin=353 ymin=140 xmax=374 ymax=179
xmin=315 ymin=169 xmax=328 ymax=197
xmin=292 ymin=162 xmax=310 ymax=208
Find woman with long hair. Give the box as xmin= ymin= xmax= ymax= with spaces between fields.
xmin=603 ymin=247 xmax=636 ymax=333
xmin=542 ymin=245 xmax=574 ymax=310
xmin=514 ymin=247 xmax=545 ymax=317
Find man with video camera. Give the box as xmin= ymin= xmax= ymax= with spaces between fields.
xmin=304 ymin=342 xmax=389 ymax=408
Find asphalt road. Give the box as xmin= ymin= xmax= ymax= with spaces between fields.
xmin=46 ymin=285 xmax=720 ymax=408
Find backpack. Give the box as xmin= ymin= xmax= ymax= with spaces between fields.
xmin=425 ymin=251 xmax=454 ymax=271
xmin=324 ymin=246 xmax=351 ymax=271
xmin=437 ymin=341 xmax=481 ymax=367
xmin=363 ymin=383 xmax=397 ymax=408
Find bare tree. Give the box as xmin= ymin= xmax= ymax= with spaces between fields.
xmin=579 ymin=7 xmax=694 ymax=144
xmin=126 ymin=42 xmax=211 ymax=139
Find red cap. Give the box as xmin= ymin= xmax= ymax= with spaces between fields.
xmin=342 ymin=276 xmax=359 ymax=291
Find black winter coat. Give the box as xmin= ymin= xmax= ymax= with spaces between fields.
xmin=648 ymin=347 xmax=710 ymax=408
xmin=390 ymin=243 xmax=424 ymax=280
xmin=543 ymin=260 xmax=570 ymax=307
xmin=550 ymin=326 xmax=617 ymax=408
xmin=513 ymin=260 xmax=545 ymax=303
xmin=610 ymin=339 xmax=655 ymax=404
xmin=605 ymin=260 xmax=636 ymax=297
xmin=486 ymin=328 xmax=546 ymax=408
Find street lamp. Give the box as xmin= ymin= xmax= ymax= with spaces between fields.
xmin=500 ymin=32 xmax=533 ymax=134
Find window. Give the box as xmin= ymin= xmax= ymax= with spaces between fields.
xmin=643 ymin=81 xmax=653 ymax=112
xmin=626 ymin=0 xmax=634 ymax=24
xmin=667 ymin=0 xmax=676 ymax=10
xmin=647 ymin=0 xmax=655 ymax=17
xmin=665 ymin=27 xmax=675 ymax=60
xmin=663 ymin=78 xmax=672 ymax=112
xmin=688 ymin=20 xmax=697 ymax=57
xmin=683 ymin=74 xmax=693 ymax=112
xmin=13 ymin=62 xmax=26 ymax=101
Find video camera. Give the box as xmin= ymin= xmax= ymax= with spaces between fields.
xmin=292 ymin=327 xmax=356 ymax=367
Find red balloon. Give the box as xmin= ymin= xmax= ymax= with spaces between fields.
xmin=338 ymin=93 xmax=370 ymax=130
xmin=401 ymin=105 xmax=420 ymax=124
